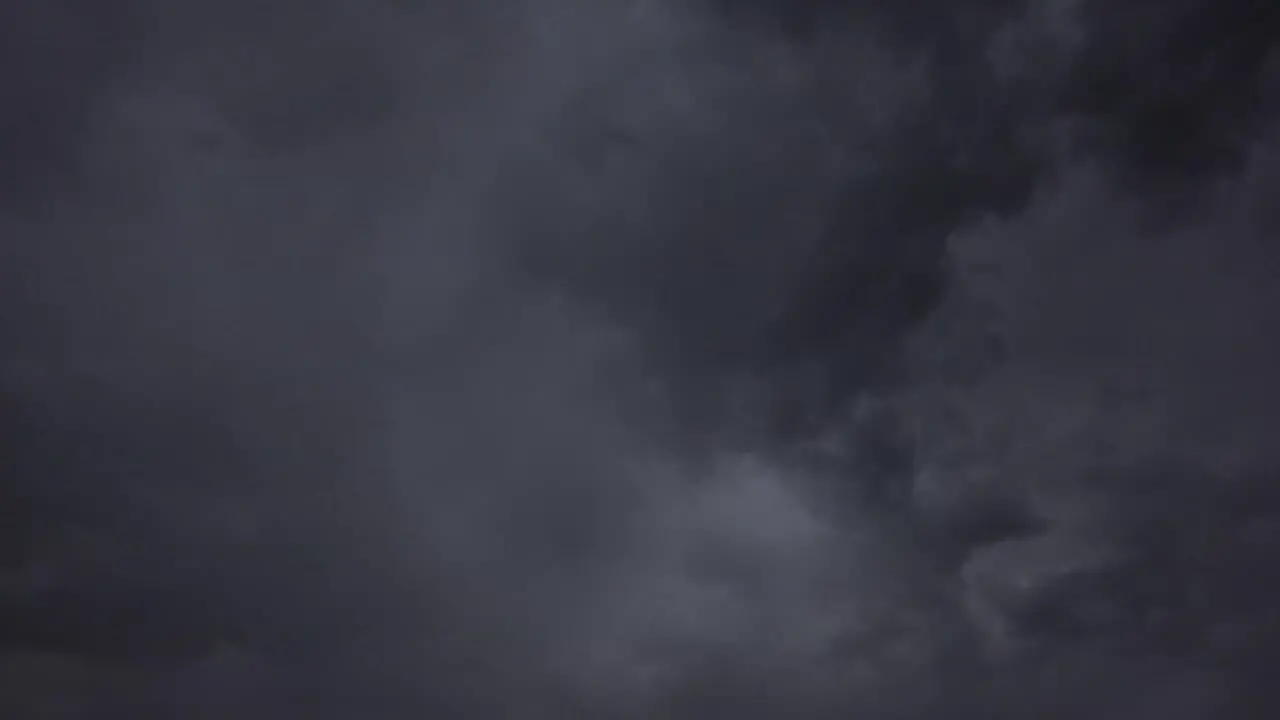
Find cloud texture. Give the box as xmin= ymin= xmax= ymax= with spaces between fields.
xmin=2 ymin=0 xmax=1278 ymax=716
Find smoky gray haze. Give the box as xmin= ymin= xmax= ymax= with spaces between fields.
xmin=2 ymin=0 xmax=1278 ymax=717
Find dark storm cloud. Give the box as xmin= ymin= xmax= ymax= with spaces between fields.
xmin=3 ymin=0 xmax=1278 ymax=717
xmin=0 ymin=0 xmax=130 ymax=208
xmin=901 ymin=127 xmax=1280 ymax=718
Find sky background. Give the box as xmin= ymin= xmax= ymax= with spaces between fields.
xmin=2 ymin=0 xmax=1279 ymax=717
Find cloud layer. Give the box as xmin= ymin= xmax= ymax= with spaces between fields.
xmin=2 ymin=0 xmax=1278 ymax=716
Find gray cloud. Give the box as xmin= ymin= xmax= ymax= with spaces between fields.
xmin=2 ymin=0 xmax=1278 ymax=717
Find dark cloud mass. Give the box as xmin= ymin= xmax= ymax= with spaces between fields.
xmin=2 ymin=0 xmax=1278 ymax=716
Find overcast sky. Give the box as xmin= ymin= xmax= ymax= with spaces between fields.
xmin=3 ymin=0 xmax=1279 ymax=717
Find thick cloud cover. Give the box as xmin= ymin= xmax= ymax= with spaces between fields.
xmin=2 ymin=0 xmax=1278 ymax=716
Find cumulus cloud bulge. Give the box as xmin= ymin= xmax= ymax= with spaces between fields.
xmin=2 ymin=0 xmax=1278 ymax=716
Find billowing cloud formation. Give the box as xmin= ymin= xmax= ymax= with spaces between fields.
xmin=2 ymin=0 xmax=1278 ymax=716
